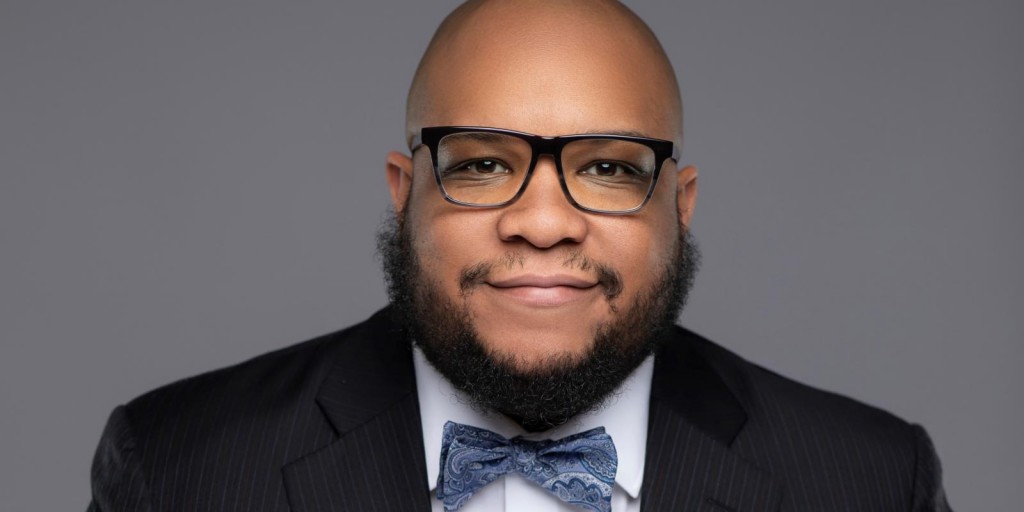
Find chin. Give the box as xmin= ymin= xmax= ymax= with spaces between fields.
xmin=471 ymin=325 xmax=597 ymax=372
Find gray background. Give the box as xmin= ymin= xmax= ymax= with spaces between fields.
xmin=1 ymin=1 xmax=1020 ymax=510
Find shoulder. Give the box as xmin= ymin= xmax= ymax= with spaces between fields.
xmin=670 ymin=326 xmax=932 ymax=505
xmin=675 ymin=325 xmax=915 ymax=437
xmin=107 ymin=309 xmax=399 ymax=473
xmin=89 ymin=308 xmax=407 ymax=509
xmin=89 ymin=308 xmax=402 ymax=509
xmin=119 ymin=308 xmax=396 ymax=434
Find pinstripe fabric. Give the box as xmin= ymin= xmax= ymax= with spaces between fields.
xmin=89 ymin=406 xmax=153 ymax=512
xmin=89 ymin=308 xmax=429 ymax=512
xmin=89 ymin=308 xmax=950 ymax=511
xmin=641 ymin=328 xmax=952 ymax=511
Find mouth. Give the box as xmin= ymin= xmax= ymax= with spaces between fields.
xmin=484 ymin=274 xmax=601 ymax=307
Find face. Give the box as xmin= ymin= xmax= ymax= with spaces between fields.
xmin=382 ymin=3 xmax=699 ymax=429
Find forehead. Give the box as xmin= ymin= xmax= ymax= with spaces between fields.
xmin=415 ymin=6 xmax=678 ymax=140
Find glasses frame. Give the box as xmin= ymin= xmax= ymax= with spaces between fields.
xmin=410 ymin=126 xmax=680 ymax=215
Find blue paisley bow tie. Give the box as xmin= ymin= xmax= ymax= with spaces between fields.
xmin=436 ymin=421 xmax=618 ymax=512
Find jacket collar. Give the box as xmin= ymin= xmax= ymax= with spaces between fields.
xmin=281 ymin=308 xmax=431 ymax=512
xmin=651 ymin=327 xmax=749 ymax=445
xmin=640 ymin=326 xmax=783 ymax=511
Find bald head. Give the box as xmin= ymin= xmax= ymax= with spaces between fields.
xmin=406 ymin=0 xmax=683 ymax=147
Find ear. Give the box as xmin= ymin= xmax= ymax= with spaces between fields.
xmin=676 ymin=165 xmax=698 ymax=227
xmin=385 ymin=151 xmax=414 ymax=214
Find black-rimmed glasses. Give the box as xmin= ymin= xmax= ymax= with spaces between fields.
xmin=410 ymin=126 xmax=679 ymax=214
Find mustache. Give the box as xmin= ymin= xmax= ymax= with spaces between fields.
xmin=458 ymin=250 xmax=624 ymax=300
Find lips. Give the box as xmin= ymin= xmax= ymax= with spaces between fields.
xmin=487 ymin=274 xmax=598 ymax=289
xmin=484 ymin=274 xmax=600 ymax=307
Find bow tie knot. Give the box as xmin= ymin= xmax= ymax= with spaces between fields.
xmin=437 ymin=421 xmax=618 ymax=511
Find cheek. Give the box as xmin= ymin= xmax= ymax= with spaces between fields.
xmin=597 ymin=203 xmax=679 ymax=292
xmin=600 ymin=221 xmax=673 ymax=282
xmin=405 ymin=168 xmax=455 ymax=277
xmin=408 ymin=202 xmax=498 ymax=289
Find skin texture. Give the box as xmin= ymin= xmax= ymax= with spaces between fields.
xmin=385 ymin=0 xmax=698 ymax=372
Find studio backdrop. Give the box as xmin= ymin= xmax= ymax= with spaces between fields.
xmin=1 ymin=1 xmax=1021 ymax=510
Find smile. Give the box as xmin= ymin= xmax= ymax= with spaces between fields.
xmin=484 ymin=274 xmax=600 ymax=308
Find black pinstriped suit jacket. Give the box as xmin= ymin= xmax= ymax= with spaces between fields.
xmin=88 ymin=307 xmax=951 ymax=511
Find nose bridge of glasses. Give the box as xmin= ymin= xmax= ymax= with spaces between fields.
xmin=530 ymin=134 xmax=562 ymax=159
xmin=520 ymin=153 xmax=567 ymax=204
xmin=510 ymin=134 xmax=564 ymax=201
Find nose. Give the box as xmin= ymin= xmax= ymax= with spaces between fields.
xmin=495 ymin=156 xmax=588 ymax=249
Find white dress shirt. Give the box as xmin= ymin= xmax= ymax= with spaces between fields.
xmin=413 ymin=347 xmax=653 ymax=512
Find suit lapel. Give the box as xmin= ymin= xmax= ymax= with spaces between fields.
xmin=641 ymin=329 xmax=783 ymax=511
xmin=282 ymin=309 xmax=431 ymax=512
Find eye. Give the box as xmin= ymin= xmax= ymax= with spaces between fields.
xmin=578 ymin=162 xmax=642 ymax=178
xmin=448 ymin=159 xmax=511 ymax=175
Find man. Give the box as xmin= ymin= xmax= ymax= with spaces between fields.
xmin=88 ymin=0 xmax=951 ymax=510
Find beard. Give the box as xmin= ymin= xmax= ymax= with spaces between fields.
xmin=377 ymin=210 xmax=700 ymax=432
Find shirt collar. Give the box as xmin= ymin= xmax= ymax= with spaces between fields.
xmin=414 ymin=346 xmax=653 ymax=499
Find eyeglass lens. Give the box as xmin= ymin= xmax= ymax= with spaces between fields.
xmin=435 ymin=131 xmax=658 ymax=212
